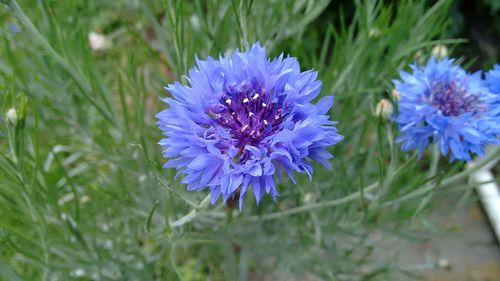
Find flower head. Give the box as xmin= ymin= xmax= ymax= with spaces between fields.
xmin=156 ymin=43 xmax=342 ymax=208
xmin=393 ymin=57 xmax=500 ymax=161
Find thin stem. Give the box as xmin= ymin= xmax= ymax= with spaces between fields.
xmin=444 ymin=148 xmax=500 ymax=184
xmin=231 ymin=0 xmax=247 ymax=49
xmin=169 ymin=194 xmax=211 ymax=227
xmin=383 ymin=146 xmax=500 ymax=206
xmin=162 ymin=0 xmax=185 ymax=75
xmin=413 ymin=144 xmax=441 ymax=214
xmin=244 ymin=182 xmax=379 ymax=222
xmin=370 ymin=123 xmax=397 ymax=204
xmin=429 ymin=144 xmax=440 ymax=178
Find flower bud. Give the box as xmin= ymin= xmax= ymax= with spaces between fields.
xmin=431 ymin=44 xmax=448 ymax=60
xmin=88 ymin=31 xmax=108 ymax=52
xmin=303 ymin=192 xmax=314 ymax=203
xmin=390 ymin=89 xmax=400 ymax=101
xmin=374 ymin=99 xmax=393 ymax=120
xmin=6 ymin=108 xmax=17 ymax=124
xmin=80 ymin=195 xmax=90 ymax=204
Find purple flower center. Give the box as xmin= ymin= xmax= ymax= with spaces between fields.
xmin=208 ymin=81 xmax=284 ymax=149
xmin=428 ymin=80 xmax=485 ymax=116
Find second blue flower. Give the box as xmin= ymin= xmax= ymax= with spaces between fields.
xmin=393 ymin=57 xmax=500 ymax=161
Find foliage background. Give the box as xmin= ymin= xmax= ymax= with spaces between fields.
xmin=0 ymin=0 xmax=498 ymax=280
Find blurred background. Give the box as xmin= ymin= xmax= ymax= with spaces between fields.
xmin=0 ymin=0 xmax=499 ymax=280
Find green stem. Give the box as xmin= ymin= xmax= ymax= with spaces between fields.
xmin=412 ymin=144 xmax=441 ymax=215
xmin=169 ymin=194 xmax=211 ymax=227
xmin=429 ymin=144 xmax=440 ymax=179
xmin=244 ymin=182 xmax=379 ymax=222
xmin=162 ymin=0 xmax=185 ymax=75
xmin=370 ymin=123 xmax=397 ymax=204
xmin=383 ymin=146 xmax=500 ymax=206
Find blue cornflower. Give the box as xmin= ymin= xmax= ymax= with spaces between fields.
xmin=156 ymin=43 xmax=342 ymax=208
xmin=393 ymin=57 xmax=500 ymax=161
xmin=485 ymin=64 xmax=500 ymax=94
